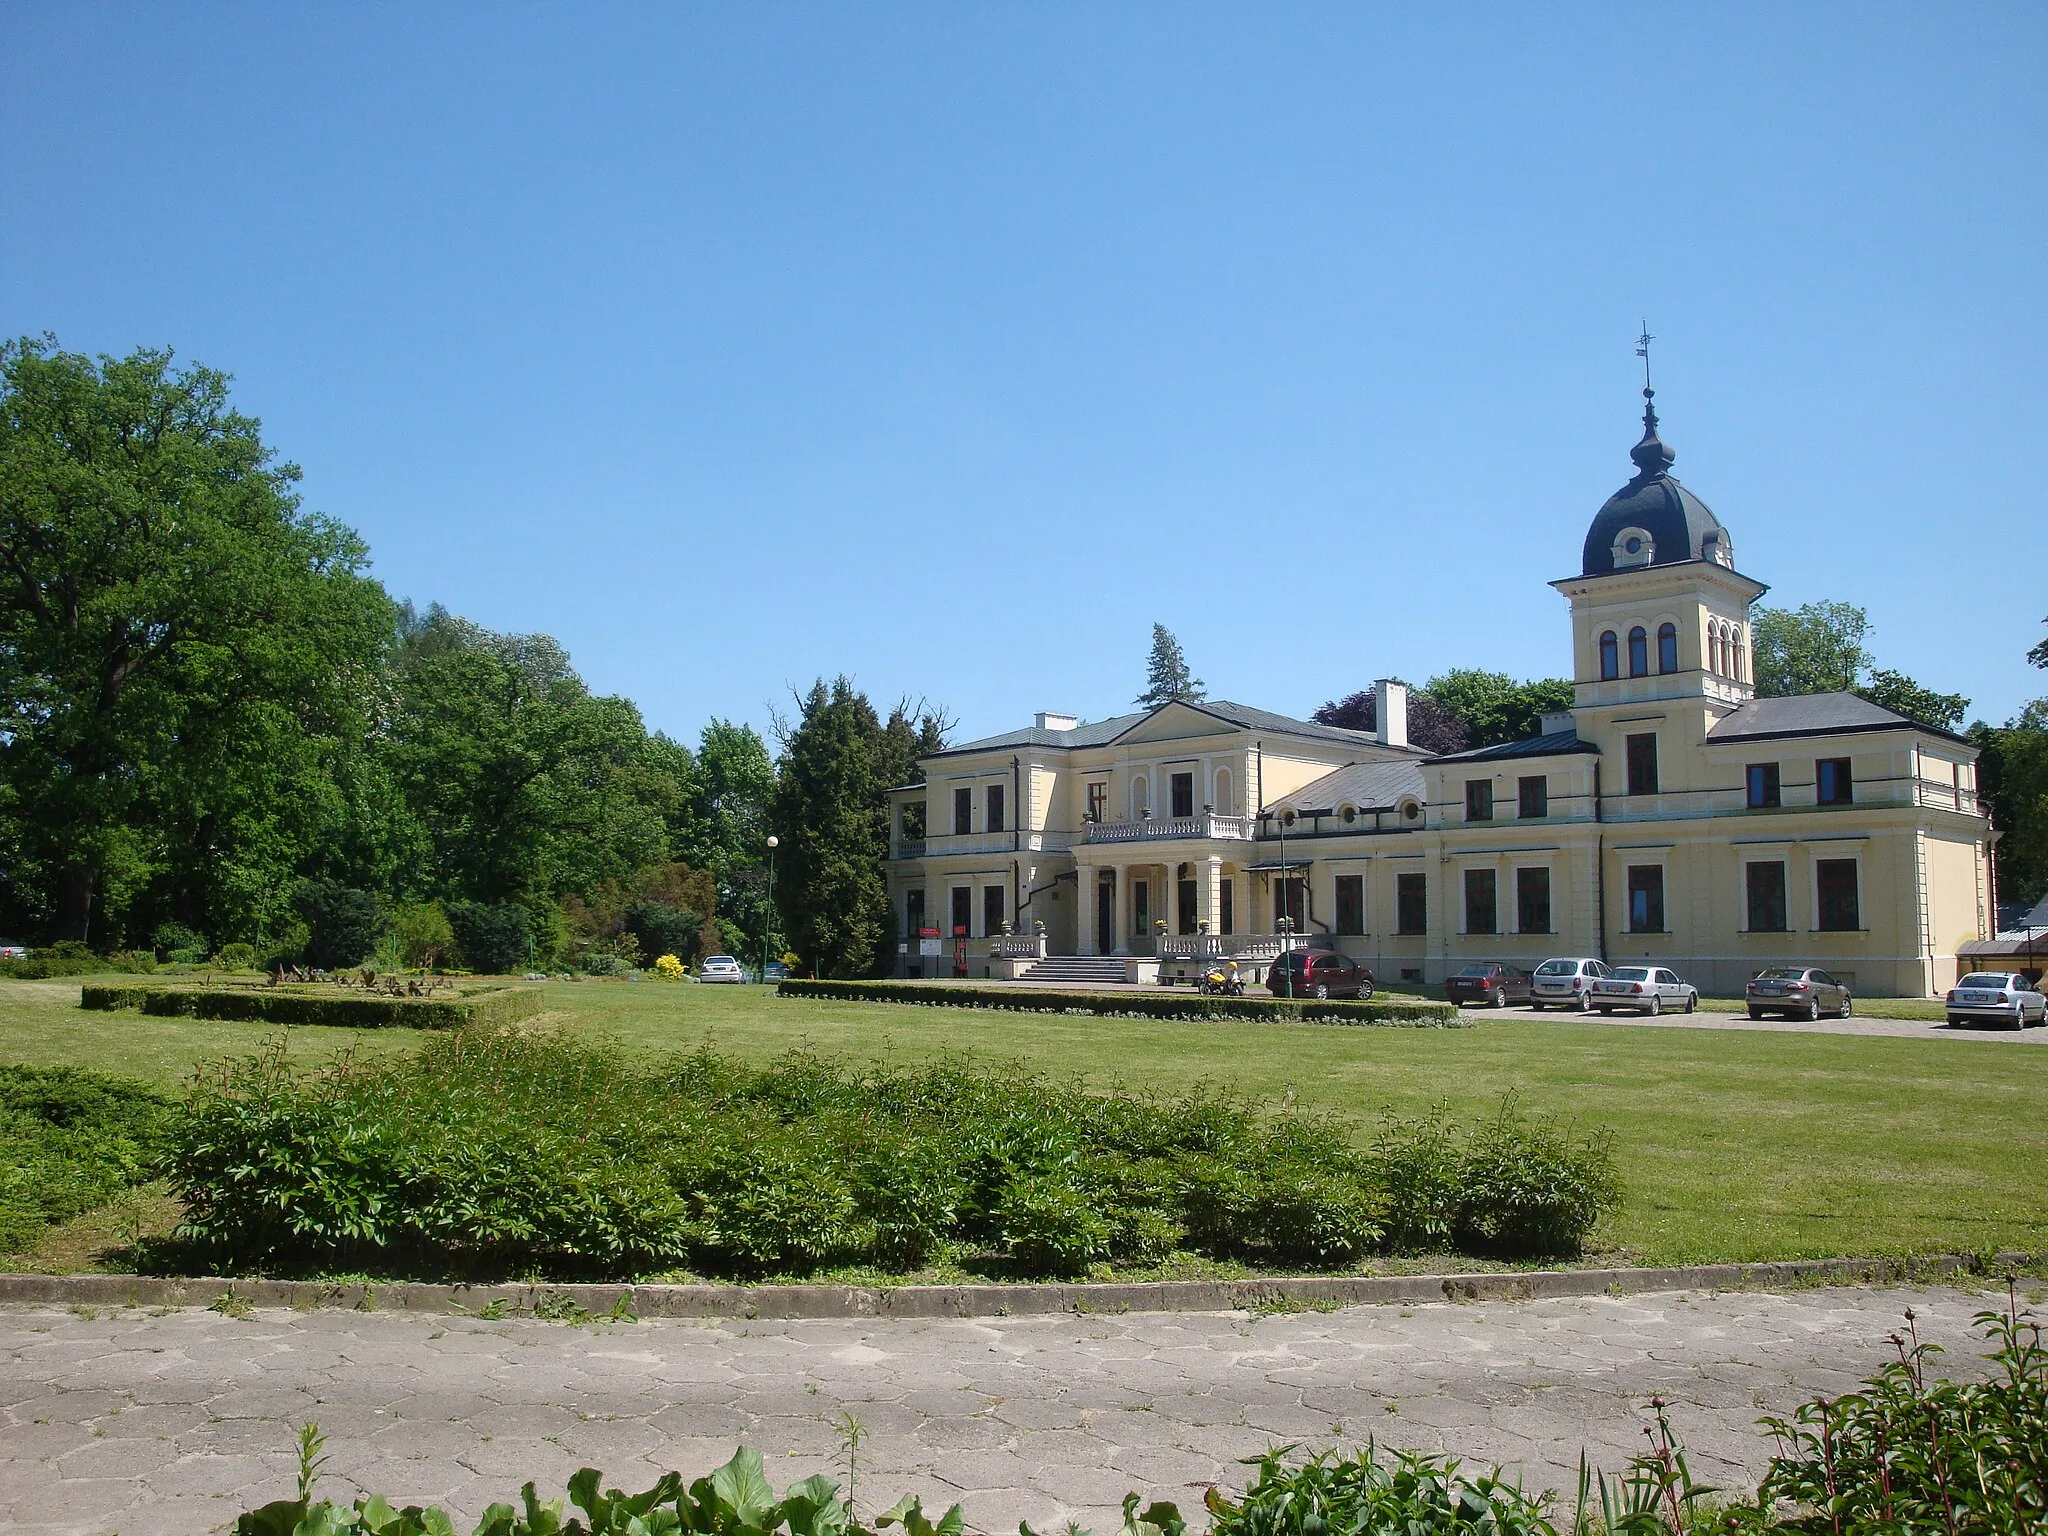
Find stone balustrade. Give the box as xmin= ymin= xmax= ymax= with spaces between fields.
xmin=1084 ymin=813 xmax=1254 ymax=845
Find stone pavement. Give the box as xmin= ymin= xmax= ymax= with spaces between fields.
xmin=0 ymin=1283 xmax=2018 ymax=1536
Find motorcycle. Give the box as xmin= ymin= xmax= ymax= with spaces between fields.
xmin=1199 ymin=964 xmax=1245 ymax=997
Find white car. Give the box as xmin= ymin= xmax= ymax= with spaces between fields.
xmin=698 ymin=955 xmax=746 ymax=984
xmin=1590 ymin=965 xmax=1698 ymax=1016
xmin=1944 ymin=972 xmax=2047 ymax=1029
xmin=1531 ymin=957 xmax=1609 ymax=1011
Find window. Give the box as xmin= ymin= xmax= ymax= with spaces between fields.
xmin=1733 ymin=630 xmax=1747 ymax=682
xmin=1335 ymin=874 xmax=1365 ymax=936
xmin=986 ymin=783 xmax=1005 ymax=834
xmin=1215 ymin=768 xmax=1234 ymax=815
xmin=1274 ymin=877 xmax=1305 ymax=931
xmin=952 ymin=787 xmax=972 ymax=836
xmin=1817 ymin=758 xmax=1854 ymax=805
xmin=1658 ymin=622 xmax=1678 ymax=674
xmin=949 ymin=886 xmax=971 ymax=935
xmin=1746 ymin=763 xmax=1781 ymax=809
xmin=1176 ymin=869 xmax=1197 ymax=933
xmin=1220 ymin=879 xmax=1234 ymax=935
xmin=1626 ymin=733 xmax=1659 ymax=796
xmin=1170 ymin=772 xmax=1194 ymax=818
xmin=1396 ymin=873 xmax=1427 ymax=935
xmin=1131 ymin=878 xmax=1150 ymax=935
xmin=1465 ymin=780 xmax=1494 ymax=821
xmin=1711 ymin=623 xmax=1726 ymax=677
xmin=1085 ymin=781 xmax=1108 ymax=823
xmin=1515 ymin=867 xmax=1551 ymax=934
xmin=1132 ymin=775 xmax=1149 ymax=817
xmin=1599 ymin=630 xmax=1619 ymax=680
xmin=1816 ymin=859 xmax=1861 ymax=931
xmin=1463 ymin=868 xmax=1498 ymax=935
xmin=1745 ymin=861 xmax=1788 ymax=932
xmin=1626 ymin=865 xmax=1665 ymax=932
xmin=983 ymin=884 xmax=1005 ymax=937
xmin=905 ymin=889 xmax=925 ymax=940
xmin=1628 ymin=626 xmax=1649 ymax=677
xmin=1518 ymin=775 xmax=1548 ymax=818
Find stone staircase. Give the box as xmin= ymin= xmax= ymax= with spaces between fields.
xmin=1018 ymin=956 xmax=1129 ymax=987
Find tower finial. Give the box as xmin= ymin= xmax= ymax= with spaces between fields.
xmin=1628 ymin=321 xmax=1674 ymax=478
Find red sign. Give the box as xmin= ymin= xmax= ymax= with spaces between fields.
xmin=917 ymin=926 xmax=940 ymax=938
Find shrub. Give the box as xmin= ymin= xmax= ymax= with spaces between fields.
xmin=1370 ymin=1106 xmax=1465 ymax=1252
xmin=81 ymin=983 xmax=544 ymax=1030
xmin=293 ymin=881 xmax=382 ymax=970
xmin=108 ymin=948 xmax=158 ymax=973
xmin=995 ymin=1170 xmax=1117 ymax=1276
xmin=0 ymin=1065 xmax=173 ymax=1254
xmin=779 ymin=978 xmax=1463 ymax=1026
xmin=216 ymin=942 xmax=257 ymax=971
xmin=622 ymin=901 xmax=700 ymax=971
xmin=151 ymin=922 xmax=207 ymax=961
xmin=0 ymin=949 xmax=104 ymax=979
xmin=447 ymin=900 xmax=530 ymax=974
xmin=1208 ymin=1445 xmax=1555 ymax=1536
xmin=1453 ymin=1094 xmax=1621 ymax=1258
xmin=653 ymin=954 xmax=687 ymax=980
xmin=391 ymin=903 xmax=454 ymax=969
xmin=257 ymin=919 xmax=310 ymax=971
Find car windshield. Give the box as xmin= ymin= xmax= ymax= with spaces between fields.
xmin=1610 ymin=966 xmax=1652 ymax=981
xmin=1754 ymin=967 xmax=1805 ymax=980
xmin=705 ymin=956 xmax=736 ymax=966
xmin=1957 ymin=973 xmax=2011 ymax=988
xmin=1535 ymin=960 xmax=1578 ymax=976
xmin=1453 ymin=965 xmax=1495 ymax=977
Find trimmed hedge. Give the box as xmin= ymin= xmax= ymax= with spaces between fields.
xmin=80 ymin=983 xmax=545 ymax=1030
xmin=778 ymin=977 xmax=1465 ymax=1026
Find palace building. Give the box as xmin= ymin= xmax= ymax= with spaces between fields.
xmin=884 ymin=394 xmax=1994 ymax=997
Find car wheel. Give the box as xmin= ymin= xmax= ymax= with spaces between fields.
xmin=1684 ymin=991 xmax=1697 ymax=1014
xmin=1313 ymin=983 xmax=1329 ymax=1000
xmin=1357 ymin=981 xmax=1375 ymax=1001
xmin=1838 ymin=995 xmax=1853 ymax=1019
xmin=1646 ymin=995 xmax=1661 ymax=1016
xmin=1493 ymin=989 xmax=1508 ymax=1009
xmin=1805 ymin=998 xmax=1821 ymax=1022
xmin=1748 ymin=1006 xmax=1765 ymax=1020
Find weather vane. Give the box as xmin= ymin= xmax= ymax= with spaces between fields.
xmin=1635 ymin=321 xmax=1654 ymax=396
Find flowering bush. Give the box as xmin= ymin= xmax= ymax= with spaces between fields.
xmin=654 ymin=954 xmax=686 ymax=981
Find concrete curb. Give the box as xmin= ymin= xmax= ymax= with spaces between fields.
xmin=0 ymin=1253 xmax=2032 ymax=1321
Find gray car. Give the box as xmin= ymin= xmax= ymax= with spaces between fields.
xmin=1944 ymin=972 xmax=2047 ymax=1029
xmin=1746 ymin=966 xmax=1852 ymax=1020
xmin=1590 ymin=965 xmax=1698 ymax=1016
xmin=1531 ymin=957 xmax=1609 ymax=1011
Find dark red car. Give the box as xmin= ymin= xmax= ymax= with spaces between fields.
xmin=1445 ymin=962 xmax=1532 ymax=1008
xmin=1266 ymin=950 xmax=1375 ymax=1000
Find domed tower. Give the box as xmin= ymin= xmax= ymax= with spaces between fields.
xmin=1550 ymin=384 xmax=1768 ymax=736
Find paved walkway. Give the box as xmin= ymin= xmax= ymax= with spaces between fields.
xmin=0 ymin=1283 xmax=2015 ymax=1535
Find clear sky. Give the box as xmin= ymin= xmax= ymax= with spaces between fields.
xmin=5 ymin=5 xmax=2043 ymax=746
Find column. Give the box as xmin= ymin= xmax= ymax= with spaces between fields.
xmin=1201 ymin=855 xmax=1223 ymax=942
xmin=1075 ymin=863 xmax=1096 ymax=955
xmin=1108 ymin=865 xmax=1125 ymax=954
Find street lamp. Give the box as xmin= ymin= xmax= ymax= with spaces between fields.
xmin=763 ymin=835 xmax=779 ymax=984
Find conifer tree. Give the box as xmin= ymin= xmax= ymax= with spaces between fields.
xmin=1136 ymin=623 xmax=1205 ymax=707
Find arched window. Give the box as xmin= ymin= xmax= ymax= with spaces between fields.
xmin=1213 ymin=768 xmax=1233 ymax=816
xmin=1599 ymin=630 xmax=1619 ymax=680
xmin=1658 ymin=622 xmax=1678 ymax=674
xmin=1708 ymin=623 xmax=1723 ymax=677
xmin=1733 ymin=630 xmax=1747 ymax=683
xmin=1628 ymin=626 xmax=1648 ymax=677
xmin=1132 ymin=775 xmax=1148 ymax=818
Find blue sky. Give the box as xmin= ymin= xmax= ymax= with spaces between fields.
xmin=5 ymin=5 xmax=2043 ymax=745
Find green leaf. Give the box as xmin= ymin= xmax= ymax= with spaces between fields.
xmin=709 ymin=1448 xmax=775 ymax=1527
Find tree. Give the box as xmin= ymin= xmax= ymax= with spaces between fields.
xmin=1136 ymin=623 xmax=1205 ymax=707
xmin=1751 ymin=601 xmax=1873 ymax=697
xmin=293 ymin=880 xmax=382 ymax=970
xmin=1858 ymin=669 xmax=1970 ymax=733
xmin=0 ymin=338 xmax=391 ymax=943
xmin=1311 ymin=688 xmax=1472 ymax=756
xmin=392 ymin=902 xmax=454 ymax=969
xmin=446 ymin=900 xmax=532 ymax=974
xmin=621 ymin=900 xmax=700 ymax=965
xmin=1976 ymin=617 xmax=2048 ymax=910
xmin=1311 ymin=671 xmax=1571 ymax=755
xmin=771 ymin=678 xmax=891 ymax=978
xmin=686 ymin=719 xmax=778 ymax=963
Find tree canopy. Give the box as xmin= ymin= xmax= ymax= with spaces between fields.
xmin=1312 ymin=671 xmax=1572 ymax=755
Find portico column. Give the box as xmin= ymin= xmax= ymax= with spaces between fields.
xmin=1200 ymin=855 xmax=1223 ymax=939
xmin=1075 ymin=863 xmax=1096 ymax=955
xmin=1109 ymin=865 xmax=1126 ymax=954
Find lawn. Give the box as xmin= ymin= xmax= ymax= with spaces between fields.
xmin=1 ymin=976 xmax=2043 ymax=1269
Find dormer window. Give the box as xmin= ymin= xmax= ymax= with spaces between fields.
xmin=1611 ymin=526 xmax=1655 ymax=569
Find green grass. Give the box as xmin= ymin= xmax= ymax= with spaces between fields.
xmin=1 ymin=975 xmax=2043 ymax=1269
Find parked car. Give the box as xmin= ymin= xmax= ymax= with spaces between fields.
xmin=0 ymin=941 xmax=25 ymax=959
xmin=1745 ymin=966 xmax=1852 ymax=1020
xmin=1444 ymin=962 xmax=1532 ymax=1008
xmin=1266 ymin=950 xmax=1374 ymax=1000
xmin=1944 ymin=971 xmax=2048 ymax=1029
xmin=1531 ymin=957 xmax=1609 ymax=1010
xmin=1590 ymin=965 xmax=1698 ymax=1015
xmin=762 ymin=960 xmax=788 ymax=983
xmin=698 ymin=955 xmax=746 ymax=984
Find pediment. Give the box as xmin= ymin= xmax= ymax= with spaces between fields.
xmin=1108 ymin=702 xmax=1248 ymax=748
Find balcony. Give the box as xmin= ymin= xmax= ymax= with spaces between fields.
xmin=1084 ymin=813 xmax=1254 ymax=846
xmin=1158 ymin=932 xmax=1334 ymax=961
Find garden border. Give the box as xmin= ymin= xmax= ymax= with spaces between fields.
xmin=0 ymin=1252 xmax=2031 ymax=1320
xmin=78 ymin=982 xmax=544 ymax=1030
xmin=779 ymin=978 xmax=1465 ymax=1026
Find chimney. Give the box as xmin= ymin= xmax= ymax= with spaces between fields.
xmin=1373 ymin=680 xmax=1408 ymax=749
xmin=1035 ymin=711 xmax=1079 ymax=732
xmin=1540 ymin=710 xmax=1576 ymax=738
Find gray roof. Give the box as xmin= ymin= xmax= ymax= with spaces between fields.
xmin=1581 ymin=403 xmax=1735 ymax=577
xmin=931 ymin=699 xmax=1423 ymax=759
xmin=1276 ymin=759 xmax=1427 ymax=814
xmin=1705 ymin=691 xmax=1968 ymax=745
xmin=1431 ymin=729 xmax=1599 ymax=764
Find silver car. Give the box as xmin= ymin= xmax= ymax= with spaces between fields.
xmin=1746 ymin=966 xmax=1853 ymax=1020
xmin=1590 ymin=964 xmax=1698 ymax=1016
xmin=1945 ymin=972 xmax=2047 ymax=1029
xmin=1531 ymin=957 xmax=1609 ymax=1011
xmin=698 ymin=955 xmax=746 ymax=984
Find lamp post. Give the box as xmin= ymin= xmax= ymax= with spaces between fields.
xmin=763 ymin=835 xmax=779 ymax=984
